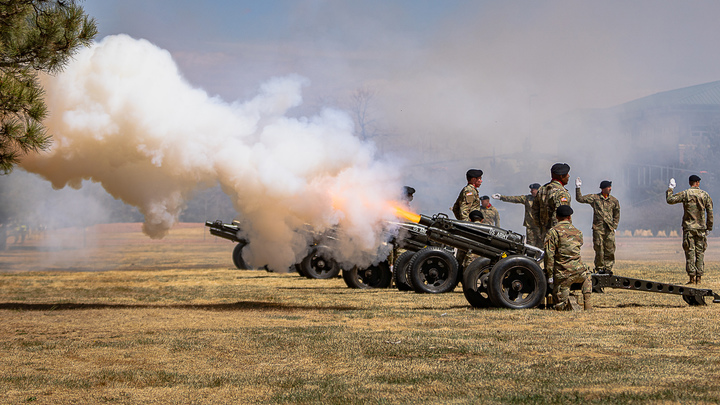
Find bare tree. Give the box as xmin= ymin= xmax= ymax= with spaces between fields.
xmin=348 ymin=87 xmax=381 ymax=142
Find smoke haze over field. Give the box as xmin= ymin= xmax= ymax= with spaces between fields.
xmin=20 ymin=35 xmax=402 ymax=270
xmin=5 ymin=0 xmax=720 ymax=258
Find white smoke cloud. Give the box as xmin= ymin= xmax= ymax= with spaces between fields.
xmin=21 ymin=34 xmax=403 ymax=271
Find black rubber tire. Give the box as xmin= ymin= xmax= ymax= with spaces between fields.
xmin=342 ymin=261 xmax=392 ymax=289
xmin=408 ymin=247 xmax=459 ymax=294
xmin=462 ymin=257 xmax=494 ymax=308
xmin=488 ymin=255 xmax=547 ymax=309
xmin=232 ymin=242 xmax=250 ymax=270
xmin=393 ymin=251 xmax=416 ymax=291
xmin=300 ymin=247 xmax=340 ymax=279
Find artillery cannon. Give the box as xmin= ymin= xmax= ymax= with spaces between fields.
xmin=205 ymin=220 xmax=340 ymax=279
xmin=401 ymin=213 xmax=720 ymax=309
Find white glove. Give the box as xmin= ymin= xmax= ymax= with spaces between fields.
xmin=575 ymin=177 xmax=582 ymax=188
xmin=491 ymin=193 xmax=501 ymax=200
xmin=669 ymin=178 xmax=676 ymax=189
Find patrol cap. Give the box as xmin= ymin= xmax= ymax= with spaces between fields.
xmin=556 ymin=205 xmax=574 ymax=217
xmin=551 ymin=163 xmax=570 ymax=176
xmin=529 ymin=183 xmax=541 ymax=189
xmin=480 ymin=195 xmax=490 ymax=201
xmin=469 ymin=210 xmax=484 ymax=221
xmin=403 ymin=186 xmax=416 ymax=196
xmin=689 ymin=174 xmax=701 ymax=183
xmin=600 ymin=180 xmax=612 ymax=189
xmin=466 ymin=169 xmax=483 ymax=180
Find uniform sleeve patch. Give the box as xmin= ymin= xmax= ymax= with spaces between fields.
xmin=466 ymin=192 xmax=473 ymax=196
xmin=560 ymin=197 xmax=568 ymax=202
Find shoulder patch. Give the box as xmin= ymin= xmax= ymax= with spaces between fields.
xmin=466 ymin=192 xmax=473 ymax=196
xmin=560 ymin=197 xmax=568 ymax=202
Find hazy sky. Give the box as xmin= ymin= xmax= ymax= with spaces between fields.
xmin=22 ymin=0 xmax=720 ymax=238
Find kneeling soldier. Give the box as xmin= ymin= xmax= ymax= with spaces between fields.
xmin=544 ymin=205 xmax=592 ymax=311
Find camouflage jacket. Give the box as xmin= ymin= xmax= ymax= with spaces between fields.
xmin=499 ymin=194 xmax=535 ymax=228
xmin=453 ymin=184 xmax=480 ymax=221
xmin=532 ymin=180 xmax=571 ymax=231
xmin=666 ymin=186 xmax=714 ymax=231
xmin=544 ymin=220 xmax=587 ymax=279
xmin=575 ymin=188 xmax=620 ymax=231
xmin=480 ymin=205 xmax=500 ymax=227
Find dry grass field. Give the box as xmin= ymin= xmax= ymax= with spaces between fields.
xmin=2 ymin=224 xmax=720 ymax=404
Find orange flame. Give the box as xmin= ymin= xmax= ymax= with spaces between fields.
xmin=393 ymin=205 xmax=421 ymax=223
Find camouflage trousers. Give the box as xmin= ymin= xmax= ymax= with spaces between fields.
xmin=526 ymin=226 xmax=543 ymax=248
xmin=553 ymin=269 xmax=592 ymax=309
xmin=682 ymin=229 xmax=707 ymax=277
xmin=592 ymin=228 xmax=616 ymax=272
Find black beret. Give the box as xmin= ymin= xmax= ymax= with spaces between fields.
xmin=551 ymin=163 xmax=570 ymax=176
xmin=403 ymin=186 xmax=416 ymax=196
xmin=689 ymin=174 xmax=701 ymax=183
xmin=469 ymin=210 xmax=484 ymax=221
xmin=556 ymin=205 xmax=574 ymax=217
xmin=466 ymin=169 xmax=483 ymax=179
xmin=480 ymin=195 xmax=490 ymax=201
xmin=529 ymin=183 xmax=541 ymax=189
xmin=600 ymin=180 xmax=612 ymax=189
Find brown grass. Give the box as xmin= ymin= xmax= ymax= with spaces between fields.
xmin=2 ymin=225 xmax=720 ymax=404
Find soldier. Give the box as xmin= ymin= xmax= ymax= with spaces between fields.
xmin=452 ymin=169 xmax=483 ymax=221
xmin=463 ymin=210 xmax=485 ymax=267
xmin=402 ymin=186 xmax=415 ymax=206
xmin=492 ymin=183 xmax=542 ymax=247
xmin=544 ymin=205 xmax=592 ymax=311
xmin=532 ymin=163 xmax=572 ymax=239
xmin=479 ymin=196 xmax=500 ymax=227
xmin=666 ymin=175 xmax=714 ymax=284
xmin=575 ymin=179 xmax=620 ymax=275
xmin=469 ymin=210 xmax=484 ymax=223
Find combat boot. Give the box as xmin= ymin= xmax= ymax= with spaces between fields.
xmin=583 ymin=293 xmax=592 ymax=311
xmin=687 ymin=275 xmax=695 ymax=284
xmin=696 ymin=275 xmax=702 ymax=284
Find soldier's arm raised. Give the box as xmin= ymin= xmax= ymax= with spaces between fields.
xmin=500 ymin=195 xmax=525 ymax=204
xmin=575 ymin=187 xmax=592 ymax=204
xmin=666 ymin=189 xmax=684 ymax=205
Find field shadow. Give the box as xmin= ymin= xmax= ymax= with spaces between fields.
xmin=0 ymin=300 xmax=356 ymax=312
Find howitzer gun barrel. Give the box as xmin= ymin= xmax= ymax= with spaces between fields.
xmin=204 ymin=220 xmax=246 ymax=243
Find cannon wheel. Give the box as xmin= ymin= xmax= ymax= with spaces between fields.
xmin=408 ymin=247 xmax=459 ymax=294
xmin=393 ymin=251 xmax=416 ymax=291
xmin=232 ymin=242 xmax=250 ymax=270
xmin=300 ymin=247 xmax=340 ymax=279
xmin=462 ymin=257 xmax=493 ymax=308
xmin=342 ymin=261 xmax=392 ymax=289
xmin=488 ymin=255 xmax=546 ymax=309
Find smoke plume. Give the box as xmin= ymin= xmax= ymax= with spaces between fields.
xmin=21 ymin=34 xmax=402 ymax=270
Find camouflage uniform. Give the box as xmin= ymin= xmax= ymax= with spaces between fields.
xmin=480 ymin=205 xmax=500 ymax=227
xmin=575 ymin=188 xmax=620 ymax=273
xmin=453 ymin=184 xmax=480 ymax=221
xmin=544 ymin=220 xmax=592 ymax=310
xmin=532 ymin=180 xmax=571 ymax=239
xmin=499 ymin=194 xmax=542 ymax=247
xmin=666 ymin=186 xmax=714 ymax=278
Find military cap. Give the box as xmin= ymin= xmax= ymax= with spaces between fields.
xmin=600 ymin=180 xmax=612 ymax=189
xmin=480 ymin=195 xmax=490 ymax=201
xmin=551 ymin=163 xmax=570 ymax=176
xmin=689 ymin=174 xmax=701 ymax=183
xmin=469 ymin=210 xmax=484 ymax=221
xmin=529 ymin=183 xmax=541 ymax=189
xmin=556 ymin=205 xmax=574 ymax=217
xmin=466 ymin=169 xmax=483 ymax=180
xmin=403 ymin=186 xmax=416 ymax=196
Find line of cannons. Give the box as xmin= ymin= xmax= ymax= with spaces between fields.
xmin=206 ymin=215 xmax=720 ymax=309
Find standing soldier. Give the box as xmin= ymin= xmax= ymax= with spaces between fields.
xmin=492 ymin=183 xmax=542 ymax=247
xmin=479 ymin=196 xmax=500 ymax=227
xmin=452 ymin=169 xmax=483 ymax=221
xmin=544 ymin=205 xmax=592 ymax=311
xmin=575 ymin=179 xmax=620 ymax=275
xmin=532 ymin=163 xmax=572 ymax=239
xmin=666 ymin=175 xmax=714 ymax=284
